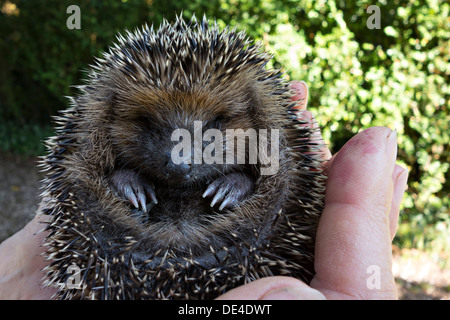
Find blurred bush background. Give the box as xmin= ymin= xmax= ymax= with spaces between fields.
xmin=0 ymin=0 xmax=448 ymax=259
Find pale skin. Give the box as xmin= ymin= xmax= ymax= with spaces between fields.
xmin=0 ymin=81 xmax=408 ymax=299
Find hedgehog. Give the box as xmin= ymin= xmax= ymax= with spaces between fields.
xmin=39 ymin=15 xmax=326 ymax=300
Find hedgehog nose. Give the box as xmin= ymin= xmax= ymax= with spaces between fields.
xmin=165 ymin=157 xmax=191 ymax=177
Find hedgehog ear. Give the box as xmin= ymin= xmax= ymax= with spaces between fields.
xmin=290 ymin=81 xmax=309 ymax=111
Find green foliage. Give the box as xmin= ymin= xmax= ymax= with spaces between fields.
xmin=0 ymin=120 xmax=53 ymax=155
xmin=0 ymin=0 xmax=448 ymax=250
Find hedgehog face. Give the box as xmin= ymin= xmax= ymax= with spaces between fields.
xmin=104 ymin=84 xmax=261 ymax=250
xmin=108 ymin=86 xmax=258 ymax=188
xmin=105 ymin=93 xmax=260 ymax=254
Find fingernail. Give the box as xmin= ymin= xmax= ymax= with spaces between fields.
xmin=385 ymin=129 xmax=398 ymax=165
xmin=260 ymin=286 xmax=326 ymax=300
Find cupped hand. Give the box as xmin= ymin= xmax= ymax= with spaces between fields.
xmin=217 ymin=81 xmax=408 ymax=300
xmin=0 ymin=208 xmax=55 ymax=299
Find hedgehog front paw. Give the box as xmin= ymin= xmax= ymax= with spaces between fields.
xmin=202 ymin=172 xmax=254 ymax=211
xmin=109 ymin=169 xmax=158 ymax=213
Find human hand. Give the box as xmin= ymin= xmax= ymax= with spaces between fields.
xmin=216 ymin=81 xmax=408 ymax=300
xmin=0 ymin=206 xmax=56 ymax=299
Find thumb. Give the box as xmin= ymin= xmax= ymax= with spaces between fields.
xmin=216 ymin=276 xmax=326 ymax=300
xmin=311 ymin=127 xmax=398 ymax=299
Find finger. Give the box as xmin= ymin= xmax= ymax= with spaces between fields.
xmin=310 ymin=127 xmax=398 ymax=299
xmin=290 ymin=81 xmax=309 ymax=111
xmin=289 ymin=81 xmax=332 ymax=162
xmin=389 ymin=165 xmax=408 ymax=240
xmin=0 ymin=210 xmax=56 ymax=299
xmin=216 ymin=276 xmax=326 ymax=300
xmin=297 ymin=110 xmax=332 ymax=162
xmin=310 ymin=113 xmax=332 ymax=162
xmin=323 ymin=152 xmax=337 ymax=170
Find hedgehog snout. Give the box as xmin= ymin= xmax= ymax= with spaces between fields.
xmin=164 ymin=156 xmax=191 ymax=178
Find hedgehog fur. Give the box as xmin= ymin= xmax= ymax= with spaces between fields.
xmin=40 ymin=15 xmax=326 ymax=300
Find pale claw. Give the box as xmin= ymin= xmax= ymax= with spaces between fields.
xmin=203 ymin=172 xmax=254 ymax=211
xmin=110 ymin=169 xmax=157 ymax=213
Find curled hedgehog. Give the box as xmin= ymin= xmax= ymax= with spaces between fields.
xmin=40 ymin=15 xmax=326 ymax=299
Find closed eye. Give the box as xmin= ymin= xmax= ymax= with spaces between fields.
xmin=210 ymin=114 xmax=229 ymax=129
